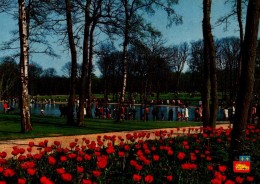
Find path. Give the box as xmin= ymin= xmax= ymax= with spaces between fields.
xmin=0 ymin=123 xmax=232 ymax=159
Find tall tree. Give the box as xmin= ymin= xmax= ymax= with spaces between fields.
xmin=202 ymin=0 xmax=218 ymax=128
xmin=77 ymin=0 xmax=91 ymax=126
xmin=65 ymin=0 xmax=78 ymax=125
xmin=230 ymin=0 xmax=260 ymax=158
xmin=86 ymin=0 xmax=103 ymax=118
xmin=18 ymin=0 xmax=32 ymax=132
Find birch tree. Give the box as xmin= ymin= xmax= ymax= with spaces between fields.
xmin=18 ymin=0 xmax=32 ymax=132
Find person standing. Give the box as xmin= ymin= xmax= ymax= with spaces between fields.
xmin=168 ymin=108 xmax=173 ymax=121
xmin=251 ymin=105 xmax=257 ymax=124
xmin=224 ymin=106 xmax=229 ymax=120
xmin=3 ymin=101 xmax=8 ymax=113
xmin=184 ymin=106 xmax=189 ymax=121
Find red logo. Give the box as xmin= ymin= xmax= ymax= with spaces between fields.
xmin=233 ymin=161 xmax=250 ymax=173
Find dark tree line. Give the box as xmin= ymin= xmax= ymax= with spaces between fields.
xmin=1 ymin=36 xmax=259 ymax=103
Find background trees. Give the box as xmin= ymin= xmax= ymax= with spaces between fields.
xmin=0 ymin=0 xmax=259 ymax=139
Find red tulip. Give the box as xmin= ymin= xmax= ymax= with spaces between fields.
xmin=97 ymin=156 xmax=108 ymax=169
xmin=224 ymin=180 xmax=235 ymax=184
xmin=93 ymin=170 xmax=102 ymax=177
xmin=40 ymin=176 xmax=54 ymax=184
xmin=133 ymin=174 xmax=142 ymax=182
xmin=177 ymin=152 xmax=186 ymax=160
xmin=84 ymin=154 xmax=92 ymax=161
xmin=68 ymin=153 xmax=77 ymax=159
xmin=27 ymin=168 xmax=36 ymax=176
xmin=153 ymin=154 xmax=160 ymax=161
xmin=246 ymin=176 xmax=254 ymax=182
xmin=166 ymin=175 xmax=173 ymax=181
xmin=211 ymin=178 xmax=222 ymax=184
xmin=28 ymin=142 xmax=34 ymax=147
xmin=60 ymin=155 xmax=68 ymax=162
xmin=69 ymin=142 xmax=77 ymax=149
xmin=118 ymin=151 xmax=125 ymax=157
xmin=48 ymin=156 xmax=56 ymax=165
xmin=17 ymin=178 xmax=26 ymax=184
xmin=0 ymin=152 xmax=7 ymax=158
xmin=3 ymin=168 xmax=15 ymax=177
xmin=61 ymin=173 xmax=73 ymax=182
xmin=218 ymin=165 xmax=226 ymax=172
xmin=0 ymin=159 xmax=6 ymax=165
xmin=235 ymin=176 xmax=244 ymax=184
xmin=77 ymin=166 xmax=84 ymax=173
xmin=207 ymin=165 xmax=213 ymax=171
xmin=82 ymin=179 xmax=92 ymax=184
xmin=56 ymin=168 xmax=66 ymax=175
xmin=145 ymin=175 xmax=154 ymax=183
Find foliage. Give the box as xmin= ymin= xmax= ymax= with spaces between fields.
xmin=0 ymin=125 xmax=259 ymax=183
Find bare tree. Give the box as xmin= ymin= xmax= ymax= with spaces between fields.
xmin=217 ymin=37 xmax=240 ymax=103
xmin=18 ymin=0 xmax=32 ymax=133
xmin=168 ymin=42 xmax=189 ymax=91
xmin=113 ymin=0 xmax=182 ymax=121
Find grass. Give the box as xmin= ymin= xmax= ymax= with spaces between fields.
xmin=0 ymin=114 xmax=203 ymax=141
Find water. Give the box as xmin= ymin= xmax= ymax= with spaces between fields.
xmin=0 ymin=102 xmax=227 ymax=121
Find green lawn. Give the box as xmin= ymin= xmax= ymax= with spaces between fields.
xmin=0 ymin=114 xmax=202 ymax=140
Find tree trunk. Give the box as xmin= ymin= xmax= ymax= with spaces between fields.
xmin=230 ymin=0 xmax=260 ymax=158
xmin=86 ymin=21 xmax=97 ymax=118
xmin=77 ymin=0 xmax=91 ymax=126
xmin=236 ymin=0 xmax=244 ymax=77
xmin=202 ymin=0 xmax=218 ymax=128
xmin=65 ymin=0 xmax=77 ymax=125
xmin=18 ymin=0 xmax=32 ymax=133
xmin=202 ymin=0 xmax=212 ymax=128
xmin=117 ymin=4 xmax=129 ymax=122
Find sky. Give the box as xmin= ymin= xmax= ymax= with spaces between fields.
xmin=0 ymin=1 xmax=249 ymax=76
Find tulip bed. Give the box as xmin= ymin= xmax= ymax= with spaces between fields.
xmin=0 ymin=125 xmax=259 ymax=184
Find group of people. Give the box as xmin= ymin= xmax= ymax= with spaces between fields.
xmin=147 ymin=105 xmax=191 ymax=122
xmin=93 ymin=104 xmax=197 ymax=122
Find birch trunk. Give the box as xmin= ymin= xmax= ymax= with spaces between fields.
xmin=18 ymin=0 xmax=32 ymax=132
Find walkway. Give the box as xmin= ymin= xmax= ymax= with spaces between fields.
xmin=0 ymin=123 xmax=232 ymax=159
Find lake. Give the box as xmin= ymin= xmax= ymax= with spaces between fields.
xmin=1 ymin=101 xmax=230 ymax=121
